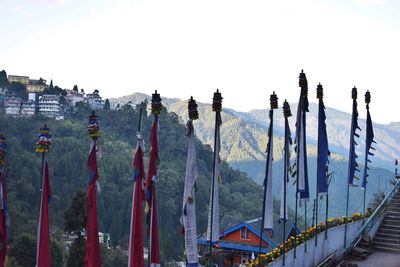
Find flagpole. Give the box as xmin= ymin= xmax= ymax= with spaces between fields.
xmin=344 ymin=87 xmax=360 ymax=249
xmin=362 ymin=91 xmax=375 ymax=224
xmin=344 ymin=183 xmax=350 ymax=248
xmin=304 ymin=202 xmax=307 ymax=253
xmin=209 ymin=90 xmax=222 ymax=266
xmin=181 ymin=96 xmax=200 ymax=266
xmin=257 ymin=92 xmax=278 ymax=267
xmin=128 ymin=101 xmax=146 ymax=267
xmin=86 ymin=112 xmax=102 ymax=267
xmin=325 ymin=190 xmax=329 ymax=240
xmin=148 ymin=91 xmax=162 ymax=267
xmin=282 ymin=100 xmax=292 ymax=267
xmin=35 ymin=125 xmax=52 ymax=267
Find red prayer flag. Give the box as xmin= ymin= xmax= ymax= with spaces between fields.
xmin=85 ymin=144 xmax=101 ymax=267
xmin=128 ymin=144 xmax=145 ymax=267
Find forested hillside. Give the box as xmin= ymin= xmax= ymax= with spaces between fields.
xmin=0 ymin=104 xmax=267 ymax=265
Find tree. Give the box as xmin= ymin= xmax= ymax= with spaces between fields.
xmin=64 ymin=190 xmax=87 ymax=267
xmin=9 ymin=82 xmax=27 ymax=100
xmin=104 ymin=99 xmax=111 ymax=110
xmin=0 ymin=70 xmax=8 ymax=87
xmin=9 ymin=233 xmax=36 ymax=267
xmin=64 ymin=189 xmax=86 ymax=235
xmin=38 ymin=77 xmax=47 ymax=85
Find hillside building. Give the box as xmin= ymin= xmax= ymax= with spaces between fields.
xmin=38 ymin=94 xmax=61 ymax=119
xmin=8 ymin=75 xmax=29 ymax=85
xmin=4 ymin=95 xmax=22 ymax=116
xmin=8 ymin=75 xmax=47 ymax=93
xmin=86 ymin=92 xmax=104 ymax=110
xmin=27 ymin=79 xmax=47 ymax=93
xmin=66 ymin=89 xmax=85 ymax=106
xmin=198 ymin=218 xmax=299 ymax=266
xmin=20 ymin=100 xmax=36 ymax=116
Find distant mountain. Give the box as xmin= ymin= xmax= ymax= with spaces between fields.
xmin=244 ymin=104 xmax=399 ymax=170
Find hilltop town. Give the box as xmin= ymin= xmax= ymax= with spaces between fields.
xmin=0 ymin=70 xmax=110 ymax=120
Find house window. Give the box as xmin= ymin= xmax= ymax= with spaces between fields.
xmin=240 ymin=227 xmax=250 ymax=240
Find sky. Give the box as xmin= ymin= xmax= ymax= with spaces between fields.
xmin=1 ymin=0 xmax=400 ymax=123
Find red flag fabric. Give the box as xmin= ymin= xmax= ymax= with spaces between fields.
xmin=86 ymin=144 xmax=101 ymax=267
xmin=146 ymin=117 xmax=160 ymax=266
xmin=128 ymin=144 xmax=145 ymax=267
xmin=0 ymin=171 xmax=8 ymax=267
xmin=36 ymin=161 xmax=51 ymax=267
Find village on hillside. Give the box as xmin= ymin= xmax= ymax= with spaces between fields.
xmin=0 ymin=70 xmax=109 ymax=119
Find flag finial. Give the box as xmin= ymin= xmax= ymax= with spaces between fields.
xmin=151 ymin=90 xmax=162 ymax=115
xmin=88 ymin=112 xmax=100 ymax=140
xmin=299 ymin=70 xmax=308 ymax=96
xmin=270 ymin=92 xmax=278 ymax=109
xmin=188 ymin=97 xmax=199 ymax=120
xmin=36 ymin=124 xmax=51 ymax=154
xmin=352 ymin=87 xmax=358 ymax=100
xmin=0 ymin=133 xmax=6 ymax=166
xmin=283 ymin=100 xmax=292 ymax=118
xmin=317 ymin=83 xmax=324 ymax=99
xmin=365 ymin=90 xmax=371 ymax=105
xmin=212 ymin=89 xmax=223 ymax=112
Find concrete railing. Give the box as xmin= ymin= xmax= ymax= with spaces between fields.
xmin=266 ymin=220 xmax=364 ymax=267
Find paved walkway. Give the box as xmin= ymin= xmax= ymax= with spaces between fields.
xmin=347 ymin=251 xmax=400 ymax=267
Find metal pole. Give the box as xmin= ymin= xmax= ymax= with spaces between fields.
xmin=138 ymin=104 xmax=143 ymax=133
xmin=258 ymin=146 xmax=269 ymax=266
xmin=363 ymin=188 xmax=366 ymax=225
xmin=325 ymin=192 xmax=328 ymax=240
xmin=209 ymin=111 xmax=219 ymax=267
xmin=294 ymin=192 xmax=298 ymax=258
xmin=282 ymin=118 xmax=288 ymax=266
xmin=304 ymin=202 xmax=307 ymax=253
xmin=344 ymin=184 xmax=350 ymax=248
xmin=315 ymin=198 xmax=318 ymax=247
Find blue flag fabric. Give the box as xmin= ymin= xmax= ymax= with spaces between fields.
xmin=362 ymin=101 xmax=375 ymax=189
xmin=347 ymin=88 xmax=361 ymax=186
xmin=317 ymin=96 xmax=330 ymax=195
xmin=296 ymin=71 xmax=310 ymax=201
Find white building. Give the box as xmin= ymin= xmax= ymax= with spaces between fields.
xmin=39 ymin=94 xmax=61 ymax=118
xmin=4 ymin=95 xmax=22 ymax=116
xmin=21 ymin=100 xmax=36 ymax=116
xmin=66 ymin=89 xmax=85 ymax=106
xmin=86 ymin=93 xmax=104 ymax=110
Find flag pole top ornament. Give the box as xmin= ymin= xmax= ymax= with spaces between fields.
xmin=270 ymin=91 xmax=278 ymax=110
xmin=283 ymin=100 xmax=292 ymax=118
xmin=299 ymin=69 xmax=308 ymax=87
xmin=352 ymin=87 xmax=358 ymax=100
xmin=188 ymin=96 xmax=199 ymax=120
xmin=151 ymin=90 xmax=162 ymax=115
xmin=316 ymin=83 xmax=324 ymax=100
xmin=36 ymin=124 xmax=52 ymax=154
xmin=365 ymin=91 xmax=371 ymax=105
xmin=0 ymin=133 xmax=6 ymax=166
xmin=88 ymin=111 xmax=100 ymax=140
xmin=212 ymin=89 xmax=223 ymax=112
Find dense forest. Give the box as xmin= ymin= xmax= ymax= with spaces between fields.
xmin=0 ymin=103 xmax=267 ymax=265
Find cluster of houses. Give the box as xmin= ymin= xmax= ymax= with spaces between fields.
xmin=0 ymin=74 xmax=106 ymax=120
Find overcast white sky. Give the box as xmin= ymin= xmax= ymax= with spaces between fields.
xmin=1 ymin=0 xmax=399 ymax=123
